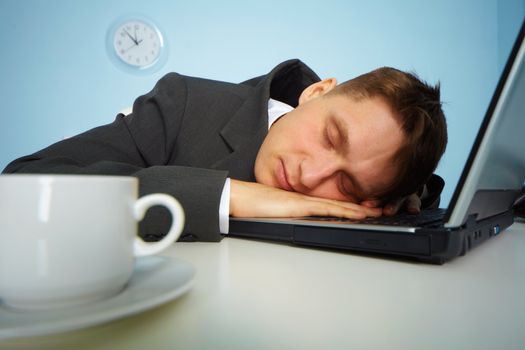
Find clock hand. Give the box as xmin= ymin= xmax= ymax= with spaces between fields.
xmin=133 ymin=30 xmax=143 ymax=46
xmin=122 ymin=43 xmax=138 ymax=53
xmin=123 ymin=29 xmax=138 ymax=45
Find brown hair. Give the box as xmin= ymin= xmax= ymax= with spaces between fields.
xmin=330 ymin=67 xmax=447 ymax=201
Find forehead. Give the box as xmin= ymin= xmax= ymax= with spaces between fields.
xmin=328 ymin=93 xmax=395 ymax=120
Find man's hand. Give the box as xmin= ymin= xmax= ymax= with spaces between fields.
xmin=361 ymin=193 xmax=422 ymax=216
xmin=230 ymin=179 xmax=382 ymax=219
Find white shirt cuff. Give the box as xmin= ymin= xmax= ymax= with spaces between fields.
xmin=218 ymin=178 xmax=231 ymax=234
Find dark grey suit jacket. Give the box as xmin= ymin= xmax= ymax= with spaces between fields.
xmin=3 ymin=59 xmax=444 ymax=242
xmin=3 ymin=60 xmax=322 ymax=242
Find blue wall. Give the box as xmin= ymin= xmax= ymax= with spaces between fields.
xmin=498 ymin=0 xmax=525 ymax=70
xmin=1 ymin=0 xmax=524 ymax=205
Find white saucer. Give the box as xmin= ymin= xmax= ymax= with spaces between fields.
xmin=0 ymin=256 xmax=195 ymax=340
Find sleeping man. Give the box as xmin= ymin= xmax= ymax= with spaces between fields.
xmin=3 ymin=59 xmax=447 ymax=242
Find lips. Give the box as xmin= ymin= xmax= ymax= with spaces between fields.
xmin=276 ymin=159 xmax=294 ymax=191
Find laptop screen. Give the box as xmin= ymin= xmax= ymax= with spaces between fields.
xmin=445 ymin=20 xmax=525 ymax=227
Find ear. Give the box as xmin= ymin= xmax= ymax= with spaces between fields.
xmin=298 ymin=78 xmax=338 ymax=105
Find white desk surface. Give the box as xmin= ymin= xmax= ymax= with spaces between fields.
xmin=2 ymin=222 xmax=525 ymax=350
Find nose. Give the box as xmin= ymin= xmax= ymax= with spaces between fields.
xmin=299 ymin=155 xmax=339 ymax=190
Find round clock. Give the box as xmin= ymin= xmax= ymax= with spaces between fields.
xmin=107 ymin=17 xmax=168 ymax=73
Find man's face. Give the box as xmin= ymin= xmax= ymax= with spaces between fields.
xmin=254 ymin=83 xmax=405 ymax=204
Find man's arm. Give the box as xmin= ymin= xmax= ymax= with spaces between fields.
xmin=230 ymin=180 xmax=382 ymax=219
xmin=3 ymin=73 xmax=229 ymax=242
xmin=3 ymin=127 xmax=230 ymax=242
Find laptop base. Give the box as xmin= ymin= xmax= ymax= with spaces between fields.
xmin=229 ymin=212 xmax=515 ymax=264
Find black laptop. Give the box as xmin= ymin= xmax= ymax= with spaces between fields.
xmin=229 ymin=20 xmax=525 ymax=264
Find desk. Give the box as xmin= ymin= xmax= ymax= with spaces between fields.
xmin=2 ymin=222 xmax=525 ymax=350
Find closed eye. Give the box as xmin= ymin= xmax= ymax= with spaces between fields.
xmin=323 ymin=126 xmax=334 ymax=149
xmin=324 ymin=121 xmax=341 ymax=150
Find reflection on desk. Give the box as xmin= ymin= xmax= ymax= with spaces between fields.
xmin=2 ymin=223 xmax=525 ymax=350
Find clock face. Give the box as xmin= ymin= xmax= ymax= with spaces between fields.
xmin=112 ymin=20 xmax=163 ymax=69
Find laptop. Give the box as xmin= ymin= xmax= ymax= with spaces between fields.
xmin=229 ymin=20 xmax=525 ymax=264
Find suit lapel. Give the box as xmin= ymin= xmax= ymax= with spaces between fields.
xmin=211 ymin=83 xmax=269 ymax=182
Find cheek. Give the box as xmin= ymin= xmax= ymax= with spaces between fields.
xmin=254 ymin=146 xmax=274 ymax=185
xmin=293 ymin=125 xmax=326 ymax=156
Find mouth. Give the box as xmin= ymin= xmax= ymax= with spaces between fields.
xmin=276 ymin=159 xmax=294 ymax=191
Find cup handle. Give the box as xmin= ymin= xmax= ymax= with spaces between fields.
xmin=132 ymin=193 xmax=185 ymax=257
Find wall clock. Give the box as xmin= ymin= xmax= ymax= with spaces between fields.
xmin=107 ymin=16 xmax=168 ymax=73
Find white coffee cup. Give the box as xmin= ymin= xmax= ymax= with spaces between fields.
xmin=0 ymin=174 xmax=185 ymax=310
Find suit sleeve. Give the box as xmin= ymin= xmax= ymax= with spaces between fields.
xmin=2 ymin=73 xmax=226 ymax=242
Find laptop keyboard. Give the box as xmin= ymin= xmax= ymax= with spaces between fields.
xmin=304 ymin=208 xmax=447 ymax=227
